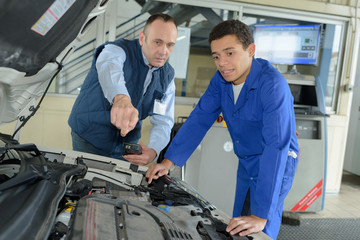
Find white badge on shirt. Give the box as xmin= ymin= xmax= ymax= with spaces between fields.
xmin=153 ymin=99 xmax=166 ymax=115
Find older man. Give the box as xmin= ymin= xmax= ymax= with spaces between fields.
xmin=69 ymin=13 xmax=178 ymax=165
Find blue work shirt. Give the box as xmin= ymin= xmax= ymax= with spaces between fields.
xmin=165 ymin=58 xmax=299 ymax=239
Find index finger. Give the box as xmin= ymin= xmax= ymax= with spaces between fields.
xmin=121 ymin=111 xmax=138 ymax=136
xmin=146 ymin=166 xmax=159 ymax=184
xmin=120 ymin=126 xmax=130 ymax=137
xmin=128 ymin=110 xmax=139 ymax=129
xmin=147 ymin=171 xmax=157 ymax=184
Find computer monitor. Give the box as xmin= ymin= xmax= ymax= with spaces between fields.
xmin=254 ymin=24 xmax=321 ymax=65
xmin=289 ymin=84 xmax=318 ymax=107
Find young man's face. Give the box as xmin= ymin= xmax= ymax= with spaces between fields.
xmin=210 ymin=34 xmax=255 ymax=85
xmin=139 ymin=19 xmax=177 ymax=68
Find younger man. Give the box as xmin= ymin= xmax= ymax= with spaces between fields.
xmin=146 ymin=20 xmax=299 ymax=239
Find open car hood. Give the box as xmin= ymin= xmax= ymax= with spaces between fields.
xmin=0 ymin=133 xmax=271 ymax=240
xmin=0 ymin=0 xmax=107 ymax=126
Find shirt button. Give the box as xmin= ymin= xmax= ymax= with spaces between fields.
xmin=236 ymin=140 xmax=239 ymax=144
xmin=233 ymin=113 xmax=236 ymax=117
xmin=250 ymin=177 xmax=253 ymax=180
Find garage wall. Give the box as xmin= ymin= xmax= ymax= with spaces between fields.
xmin=0 ymin=94 xmax=195 ymax=152
xmin=326 ymin=115 xmax=349 ymax=192
xmin=0 ymin=95 xmax=75 ymax=150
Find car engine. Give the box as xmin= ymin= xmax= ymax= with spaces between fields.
xmin=0 ymin=133 xmax=251 ymax=240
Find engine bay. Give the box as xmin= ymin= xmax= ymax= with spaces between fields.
xmin=0 ymin=133 xmax=251 ymax=240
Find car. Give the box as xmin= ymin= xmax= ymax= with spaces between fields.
xmin=0 ymin=1 xmax=270 ymax=239
xmin=0 ymin=134 xmax=254 ymax=240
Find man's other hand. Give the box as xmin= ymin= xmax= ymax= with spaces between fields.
xmin=145 ymin=158 xmax=174 ymax=184
xmin=111 ymin=94 xmax=139 ymax=137
xmin=123 ymin=142 xmax=156 ymax=166
xmin=226 ymin=215 xmax=267 ymax=237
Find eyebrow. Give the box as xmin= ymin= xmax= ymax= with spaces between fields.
xmin=153 ymin=39 xmax=175 ymax=45
xmin=211 ymin=47 xmax=236 ymax=55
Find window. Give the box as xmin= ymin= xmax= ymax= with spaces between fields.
xmin=50 ymin=0 xmax=348 ymax=113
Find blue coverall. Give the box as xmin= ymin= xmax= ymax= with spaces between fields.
xmin=164 ymin=58 xmax=299 ymax=239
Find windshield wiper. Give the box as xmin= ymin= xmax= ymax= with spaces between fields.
xmin=0 ymin=143 xmax=42 ymax=156
xmin=0 ymin=163 xmax=48 ymax=192
xmin=0 ymin=143 xmax=49 ymax=192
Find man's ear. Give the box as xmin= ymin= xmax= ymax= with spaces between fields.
xmin=248 ymin=43 xmax=256 ymax=57
xmin=139 ymin=31 xmax=145 ymax=46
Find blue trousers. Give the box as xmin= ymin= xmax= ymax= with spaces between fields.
xmin=237 ymin=155 xmax=298 ymax=239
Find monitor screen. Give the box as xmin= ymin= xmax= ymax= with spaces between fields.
xmin=289 ymin=84 xmax=318 ymax=107
xmin=254 ymin=24 xmax=321 ymax=65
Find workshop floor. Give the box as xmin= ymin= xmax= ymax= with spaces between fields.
xmin=278 ymin=171 xmax=360 ymax=239
xmin=299 ymin=170 xmax=360 ymax=219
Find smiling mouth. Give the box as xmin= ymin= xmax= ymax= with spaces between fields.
xmin=221 ymin=69 xmax=233 ymax=76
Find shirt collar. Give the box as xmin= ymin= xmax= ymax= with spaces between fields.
xmin=244 ymin=58 xmax=261 ymax=90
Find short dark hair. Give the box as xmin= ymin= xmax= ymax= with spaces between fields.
xmin=208 ymin=20 xmax=254 ymax=50
xmin=144 ymin=13 xmax=177 ymax=34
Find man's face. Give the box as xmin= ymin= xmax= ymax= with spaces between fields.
xmin=139 ymin=19 xmax=177 ymax=68
xmin=210 ymin=34 xmax=255 ymax=85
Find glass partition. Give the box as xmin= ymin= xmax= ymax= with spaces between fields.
xmin=50 ymin=0 xmax=347 ymax=113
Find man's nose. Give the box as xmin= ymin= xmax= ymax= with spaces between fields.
xmin=159 ymin=44 xmax=168 ymax=55
xmin=218 ymin=57 xmax=227 ymax=67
